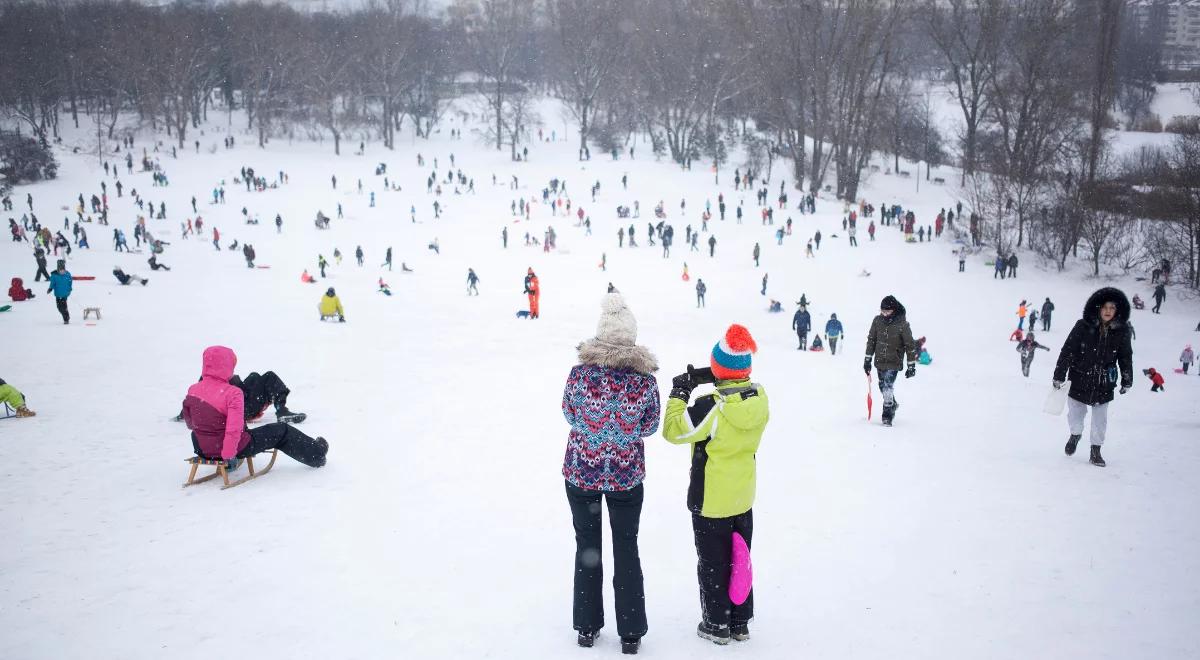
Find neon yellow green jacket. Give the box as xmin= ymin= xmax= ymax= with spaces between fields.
xmin=663 ymin=379 xmax=768 ymax=518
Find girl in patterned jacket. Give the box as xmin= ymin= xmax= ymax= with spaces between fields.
xmin=561 ymin=293 xmax=660 ymax=654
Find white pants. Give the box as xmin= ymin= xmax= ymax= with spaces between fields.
xmin=1067 ymin=398 xmax=1108 ymax=447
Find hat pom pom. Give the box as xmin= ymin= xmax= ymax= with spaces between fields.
xmin=725 ymin=324 xmax=757 ymax=353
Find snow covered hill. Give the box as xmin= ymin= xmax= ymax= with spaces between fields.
xmin=2 ymin=101 xmax=1198 ymax=659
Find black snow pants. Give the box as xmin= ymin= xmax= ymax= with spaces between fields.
xmin=35 ymin=261 xmax=50 ymax=281
xmin=237 ymin=371 xmax=289 ymax=419
xmin=55 ymin=297 xmax=69 ymax=323
xmin=829 ymin=336 xmax=839 ymax=355
xmin=796 ymin=331 xmax=808 ymax=350
xmin=190 ymin=423 xmax=326 ymax=467
xmin=692 ymin=510 xmax=754 ymax=630
xmin=565 ymin=481 xmax=647 ymax=639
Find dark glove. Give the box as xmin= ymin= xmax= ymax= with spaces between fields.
xmin=1119 ymin=387 xmax=1128 ymax=395
xmin=1053 ymin=380 xmax=1064 ymax=390
xmin=905 ymin=364 xmax=916 ymax=379
xmin=863 ymin=357 xmax=873 ymax=375
xmin=670 ymin=372 xmax=696 ymax=401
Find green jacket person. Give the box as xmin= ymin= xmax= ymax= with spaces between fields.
xmin=663 ymin=324 xmax=769 ymax=645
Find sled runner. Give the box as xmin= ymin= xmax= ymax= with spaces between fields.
xmin=183 ymin=450 xmax=278 ymax=490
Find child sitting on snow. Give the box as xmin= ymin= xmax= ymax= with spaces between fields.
xmin=810 ymin=335 xmax=824 ymax=351
xmin=767 ymin=299 xmax=782 ymax=313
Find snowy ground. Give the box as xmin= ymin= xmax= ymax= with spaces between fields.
xmin=2 ymin=101 xmax=1199 ymax=660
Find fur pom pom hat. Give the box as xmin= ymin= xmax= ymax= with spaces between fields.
xmin=711 ymin=324 xmax=758 ymax=381
xmin=577 ymin=293 xmax=659 ymax=374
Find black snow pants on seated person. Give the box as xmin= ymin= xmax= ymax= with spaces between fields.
xmin=191 ymin=423 xmax=326 ymax=467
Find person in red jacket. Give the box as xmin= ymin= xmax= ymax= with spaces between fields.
xmin=182 ymin=346 xmax=329 ymax=467
xmin=1143 ymin=368 xmax=1165 ymax=392
xmin=8 ymin=277 xmax=34 ymax=301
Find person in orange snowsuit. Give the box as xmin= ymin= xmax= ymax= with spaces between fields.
xmin=524 ymin=267 xmax=540 ymax=319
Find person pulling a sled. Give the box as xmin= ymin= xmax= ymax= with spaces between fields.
xmin=864 ymin=296 xmax=918 ymax=427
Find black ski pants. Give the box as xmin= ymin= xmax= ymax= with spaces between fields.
xmin=238 ymin=371 xmax=289 ymax=419
xmin=796 ymin=331 xmax=808 ymax=350
xmin=1042 ymin=316 xmax=1051 ymax=332
xmin=565 ymin=481 xmax=647 ymax=639
xmin=692 ymin=509 xmax=754 ymax=629
xmin=35 ymin=262 xmax=50 ymax=281
xmin=55 ymin=297 xmax=69 ymax=323
xmin=190 ymin=423 xmax=326 ymax=467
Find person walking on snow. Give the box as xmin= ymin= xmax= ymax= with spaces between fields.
xmin=864 ymin=295 xmax=918 ymax=427
xmin=1181 ymin=345 xmax=1195 ymax=374
xmin=467 ymin=268 xmax=480 ymax=295
xmin=1016 ymin=332 xmax=1050 ymax=377
xmin=696 ymin=279 xmax=706 ymax=308
xmin=47 ymin=260 xmax=73 ymax=324
xmin=1052 ymin=288 xmax=1134 ymax=468
xmin=1017 ymin=300 xmax=1028 ymax=330
xmin=752 ymin=243 xmax=760 ymax=267
xmin=825 ymin=314 xmax=844 ymax=355
xmin=662 ymin=324 xmax=769 ymax=645
xmin=792 ymin=305 xmax=811 ymax=350
xmin=524 ymin=268 xmax=540 ymax=319
xmin=1152 ymin=283 xmax=1166 ymax=314
xmin=561 ymin=293 xmax=660 ymax=654
xmin=708 ymin=235 xmax=716 ymax=257
xmin=1041 ymin=298 xmax=1055 ymax=331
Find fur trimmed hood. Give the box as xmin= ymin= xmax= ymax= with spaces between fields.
xmin=576 ymin=338 xmax=659 ymax=374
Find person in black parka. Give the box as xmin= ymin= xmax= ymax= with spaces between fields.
xmin=1051 ymin=288 xmax=1134 ymax=468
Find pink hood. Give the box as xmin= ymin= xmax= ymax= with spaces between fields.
xmin=202 ymin=345 xmax=237 ymax=382
xmin=182 ymin=345 xmax=249 ymax=459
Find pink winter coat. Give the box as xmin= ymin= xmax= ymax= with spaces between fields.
xmin=182 ymin=346 xmax=250 ymax=459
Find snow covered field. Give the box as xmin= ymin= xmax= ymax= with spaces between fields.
xmin=2 ymin=102 xmax=1198 ymax=660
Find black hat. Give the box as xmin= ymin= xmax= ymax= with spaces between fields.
xmin=326 ymin=287 xmax=335 ymax=297
xmin=880 ymin=295 xmax=900 ymax=311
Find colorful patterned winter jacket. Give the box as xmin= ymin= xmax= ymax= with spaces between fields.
xmin=182 ymin=346 xmax=250 ymax=460
xmin=562 ymin=364 xmax=661 ymax=491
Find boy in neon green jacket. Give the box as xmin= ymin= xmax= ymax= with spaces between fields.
xmin=663 ymin=324 xmax=769 ymax=645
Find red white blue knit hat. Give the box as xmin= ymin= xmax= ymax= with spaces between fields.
xmin=710 ymin=324 xmax=758 ymax=380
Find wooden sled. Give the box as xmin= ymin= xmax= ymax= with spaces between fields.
xmin=183 ymin=450 xmax=278 ymax=490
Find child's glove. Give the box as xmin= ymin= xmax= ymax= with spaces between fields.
xmin=905 ymin=364 xmax=917 ymax=379
xmin=670 ymin=372 xmax=696 ymax=401
xmin=1053 ymin=381 xmax=1065 ymax=389
xmin=863 ymin=357 xmax=873 ymax=375
xmin=1119 ymin=387 xmax=1128 ymax=395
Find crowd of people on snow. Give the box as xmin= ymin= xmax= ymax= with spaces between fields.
xmin=4 ymin=117 xmax=1200 ymax=658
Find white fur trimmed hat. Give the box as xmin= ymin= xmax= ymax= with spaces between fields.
xmin=596 ymin=293 xmax=637 ymax=346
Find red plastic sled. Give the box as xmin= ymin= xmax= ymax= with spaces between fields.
xmin=72 ymin=276 xmax=96 ymax=281
xmin=866 ymin=373 xmax=874 ymax=421
xmin=1175 ymin=368 xmax=1185 ymax=374
xmin=256 ymin=265 xmax=271 ymax=269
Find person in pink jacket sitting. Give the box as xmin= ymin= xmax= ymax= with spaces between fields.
xmin=182 ymin=346 xmax=329 ymax=468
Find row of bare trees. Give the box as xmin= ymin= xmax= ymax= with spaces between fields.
xmin=1 ymin=0 xmax=1192 ymax=283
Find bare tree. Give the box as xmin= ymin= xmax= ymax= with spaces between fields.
xmin=451 ymin=0 xmax=538 ymax=151
xmin=925 ymin=0 xmax=1005 ymax=183
xmin=546 ymin=0 xmax=627 ymax=159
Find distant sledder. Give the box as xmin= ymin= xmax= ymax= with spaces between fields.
xmin=0 ymin=377 xmax=36 ymax=418
xmin=864 ymin=295 xmax=918 ymax=427
xmin=319 ymin=287 xmax=346 ymax=322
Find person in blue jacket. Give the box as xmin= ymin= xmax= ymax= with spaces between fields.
xmin=792 ymin=304 xmax=812 ymax=350
xmin=825 ymin=313 xmax=844 ymax=355
xmin=47 ymin=260 xmax=73 ymax=324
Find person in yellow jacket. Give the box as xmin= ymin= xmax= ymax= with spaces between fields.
xmin=318 ymin=287 xmax=345 ymax=322
xmin=662 ymin=323 xmax=769 ymax=645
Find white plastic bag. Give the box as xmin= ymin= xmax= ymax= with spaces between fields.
xmin=1043 ymin=382 xmax=1069 ymax=416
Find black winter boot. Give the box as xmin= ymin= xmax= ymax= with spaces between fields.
xmin=1065 ymin=434 xmax=1081 ymax=456
xmin=730 ymin=623 xmax=750 ymax=641
xmin=577 ymin=631 xmax=596 ymax=648
xmin=620 ymin=636 xmax=641 ymax=654
xmin=697 ymin=622 xmax=730 ymax=645
xmin=1090 ymin=445 xmax=1106 ymax=467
